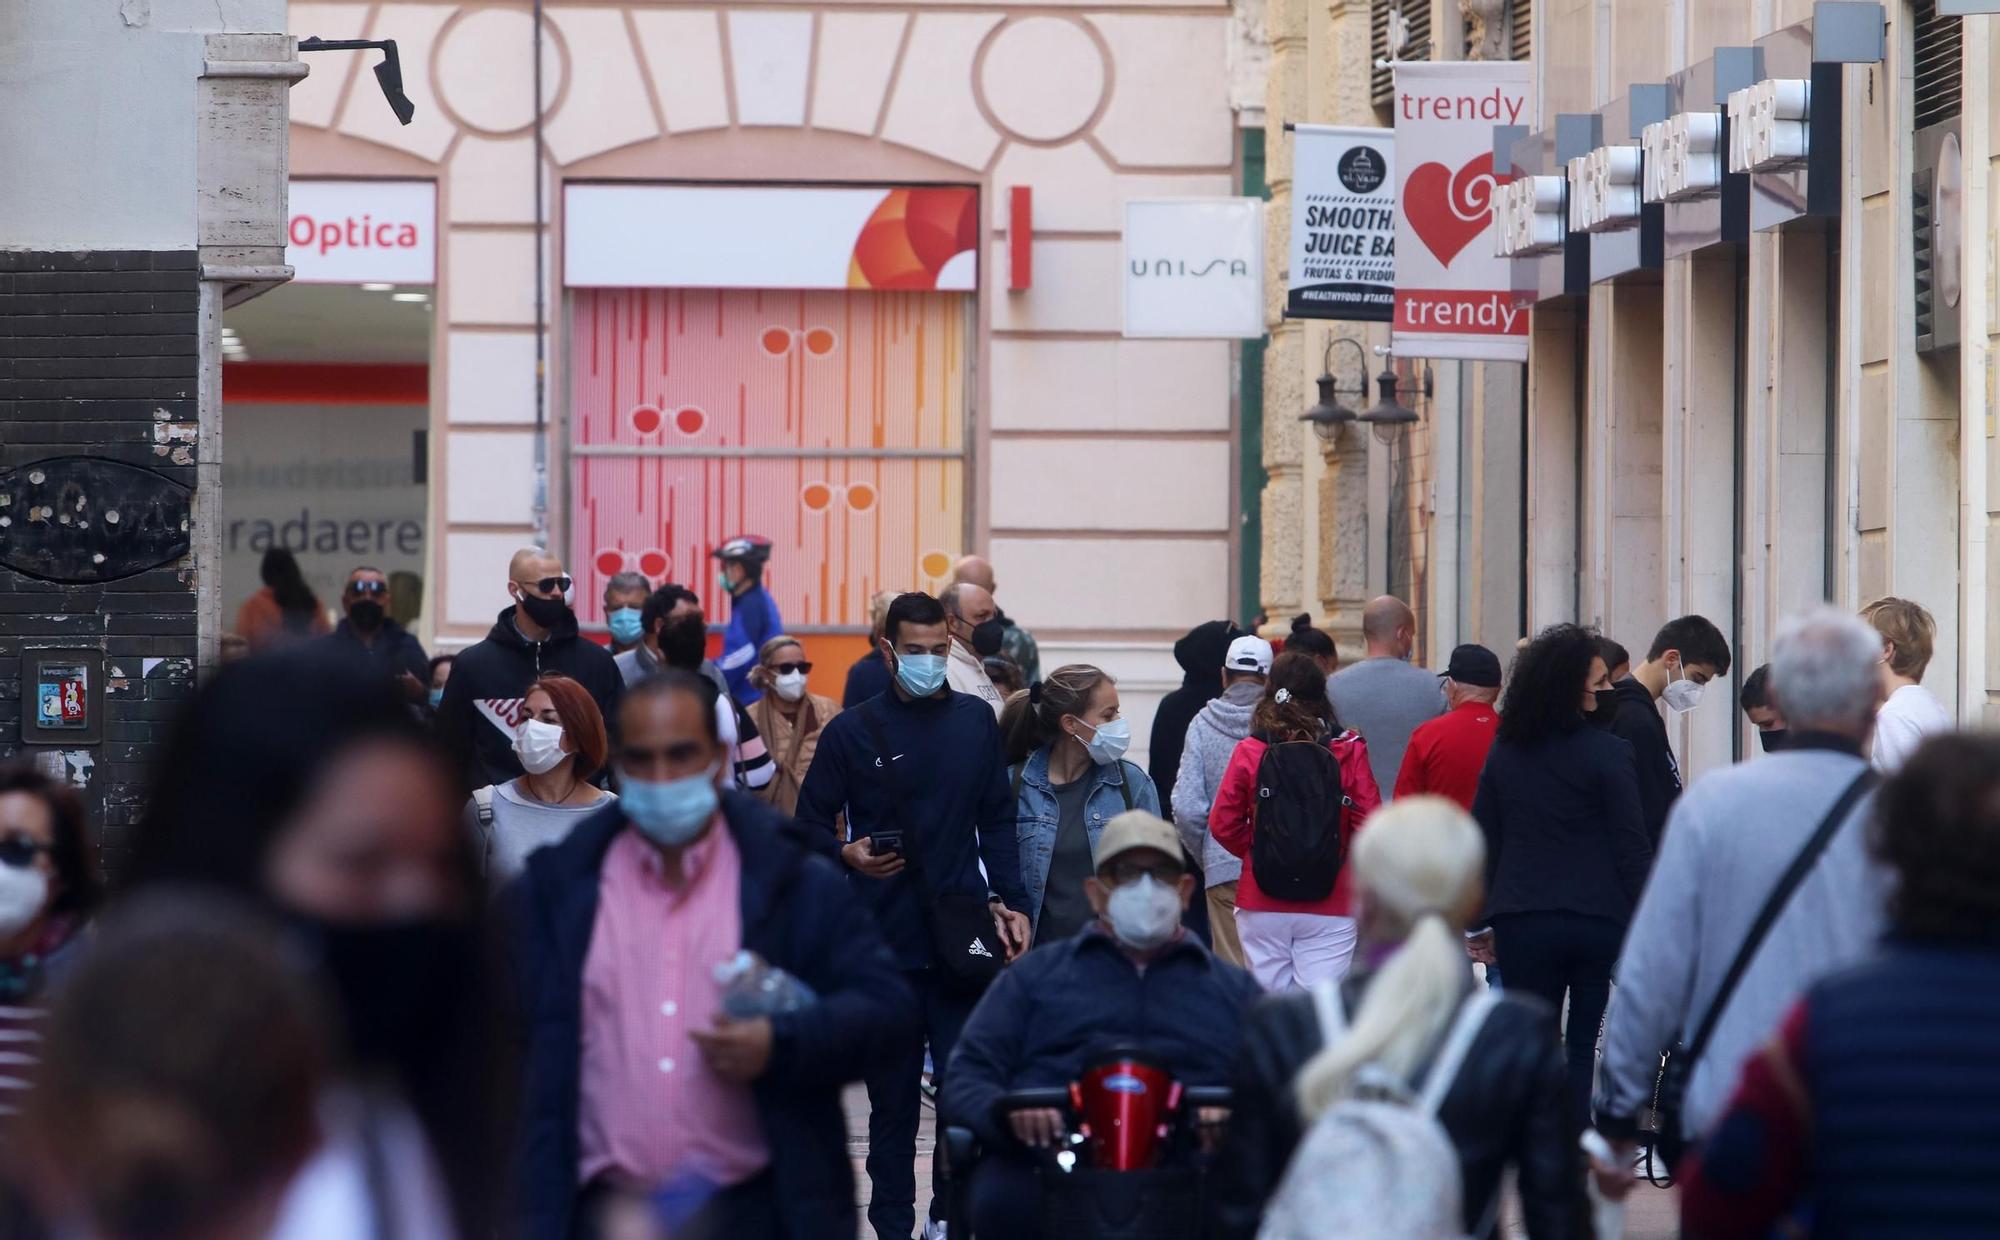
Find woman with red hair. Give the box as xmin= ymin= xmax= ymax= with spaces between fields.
xmin=465 ymin=674 xmax=614 ymax=881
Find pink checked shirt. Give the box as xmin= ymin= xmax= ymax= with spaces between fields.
xmin=577 ymin=822 xmax=770 ymax=1190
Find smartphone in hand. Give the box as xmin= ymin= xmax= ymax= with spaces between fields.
xmin=869 ymin=830 xmax=904 ymax=856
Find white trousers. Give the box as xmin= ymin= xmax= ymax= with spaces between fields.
xmin=1235 ymin=910 xmax=1359 ymax=993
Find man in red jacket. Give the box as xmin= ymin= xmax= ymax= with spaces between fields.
xmin=1398 ymin=644 xmax=1505 ymax=976
xmin=1393 ymin=644 xmax=1503 ymax=810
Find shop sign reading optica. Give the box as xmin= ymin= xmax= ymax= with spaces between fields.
xmin=563 ymin=184 xmax=979 ymax=291
xmin=286 ymin=180 xmax=437 ymax=285
xmin=1391 ymin=62 xmax=1533 ymax=361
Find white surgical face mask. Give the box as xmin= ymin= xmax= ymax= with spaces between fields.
xmin=774 ymin=669 xmax=809 ymax=702
xmin=515 ymin=718 xmax=569 ymax=775
xmin=1661 ymin=660 xmax=1706 ymax=715
xmin=0 ymin=865 xmax=50 ymax=942
xmin=1105 ymin=874 xmax=1181 ymax=951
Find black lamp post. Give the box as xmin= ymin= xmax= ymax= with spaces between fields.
xmin=1355 ymin=358 xmax=1431 ymax=444
xmin=1298 ymin=336 xmax=1370 ymax=442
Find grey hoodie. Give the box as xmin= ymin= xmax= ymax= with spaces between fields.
xmin=1171 ymin=679 xmax=1263 ymax=884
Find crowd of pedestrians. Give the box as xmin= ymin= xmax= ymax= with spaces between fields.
xmin=1 ymin=539 xmax=1990 ymax=1238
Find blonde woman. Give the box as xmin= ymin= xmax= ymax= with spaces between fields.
xmin=1207 ymin=797 xmax=1588 ymax=1240
xmin=748 ymin=633 xmax=841 ymax=816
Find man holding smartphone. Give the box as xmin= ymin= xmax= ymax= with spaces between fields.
xmin=796 ymin=591 xmax=1031 ymax=1240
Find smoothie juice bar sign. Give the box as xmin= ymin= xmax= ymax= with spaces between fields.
xmin=1288 ymin=126 xmax=1395 ymax=321
xmin=286 ymin=180 xmax=437 ymax=284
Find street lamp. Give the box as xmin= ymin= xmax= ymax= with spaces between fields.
xmin=1355 ymin=357 xmax=1433 ymax=444
xmin=1297 ymin=336 xmax=1369 ymax=442
xmin=297 ymin=37 xmax=415 ymax=124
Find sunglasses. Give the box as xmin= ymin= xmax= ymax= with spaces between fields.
xmin=516 ymin=576 xmax=573 ymax=595
xmin=349 ymin=579 xmax=388 ymax=597
xmin=767 ymin=661 xmax=813 ymax=675
xmin=1103 ymin=860 xmax=1185 ymax=887
xmin=0 ymin=835 xmax=51 ymax=870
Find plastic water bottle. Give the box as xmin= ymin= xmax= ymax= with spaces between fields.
xmin=1579 ymin=1129 xmax=1628 ymax=1240
xmin=713 ymin=950 xmax=817 ymax=1019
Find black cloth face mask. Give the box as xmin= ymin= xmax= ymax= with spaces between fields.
xmin=517 ymin=591 xmax=571 ymax=630
xmin=970 ymin=617 xmax=1006 ymax=658
xmin=348 ymin=600 xmax=385 ymax=631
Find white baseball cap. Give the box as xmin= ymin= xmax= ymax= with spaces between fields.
xmin=1223 ymin=634 xmax=1274 ymax=676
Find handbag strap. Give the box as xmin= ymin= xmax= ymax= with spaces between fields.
xmin=1682 ymin=767 xmax=1875 ymax=1067
xmin=1418 ymin=988 xmax=1501 ymax=1114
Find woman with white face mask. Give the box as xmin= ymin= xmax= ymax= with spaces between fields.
xmin=746 ymin=635 xmax=842 ymax=817
xmin=999 ymin=664 xmax=1163 ymax=946
xmin=465 ymin=675 xmax=613 ymax=881
xmin=0 ymin=764 xmax=103 ymax=1117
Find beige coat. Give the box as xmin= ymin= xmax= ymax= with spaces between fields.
xmin=946 ymin=640 xmax=1006 ymax=717
xmin=750 ymin=691 xmax=842 ymax=816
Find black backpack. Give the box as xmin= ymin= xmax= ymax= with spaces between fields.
xmin=1250 ymin=736 xmax=1350 ymax=902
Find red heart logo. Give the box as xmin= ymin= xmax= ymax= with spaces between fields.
xmin=1403 ymin=154 xmax=1497 ymax=268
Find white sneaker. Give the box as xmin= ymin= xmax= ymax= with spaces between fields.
xmin=920 ymin=1219 xmax=948 ymax=1240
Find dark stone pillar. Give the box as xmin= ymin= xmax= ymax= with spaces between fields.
xmin=0 ymin=249 xmax=201 ymax=876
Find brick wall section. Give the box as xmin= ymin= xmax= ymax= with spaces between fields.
xmin=0 ymin=250 xmax=201 ymax=876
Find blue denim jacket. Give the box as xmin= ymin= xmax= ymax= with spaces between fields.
xmin=1009 ymin=744 xmax=1162 ymax=924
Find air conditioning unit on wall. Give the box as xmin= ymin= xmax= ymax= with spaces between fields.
xmin=1912 ymin=0 xmax=1962 ymax=355
xmin=1912 ymin=120 xmax=1963 ymax=355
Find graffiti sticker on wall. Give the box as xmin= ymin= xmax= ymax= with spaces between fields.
xmin=36 ymin=665 xmax=88 ymax=730
xmin=0 ymin=456 xmax=192 ymax=583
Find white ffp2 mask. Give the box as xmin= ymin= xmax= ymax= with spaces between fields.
xmin=1105 ymin=875 xmax=1181 ymax=951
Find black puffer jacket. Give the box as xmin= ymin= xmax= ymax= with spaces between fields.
xmin=435 ymin=605 xmax=624 ymax=790
xmin=1206 ymin=979 xmax=1590 ymax=1240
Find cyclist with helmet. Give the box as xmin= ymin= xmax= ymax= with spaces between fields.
xmin=713 ymin=535 xmax=784 ymax=706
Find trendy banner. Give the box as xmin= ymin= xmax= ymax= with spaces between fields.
xmin=1392 ymin=62 xmax=1533 ymax=361
xmin=1288 ymin=125 xmax=1395 ymax=321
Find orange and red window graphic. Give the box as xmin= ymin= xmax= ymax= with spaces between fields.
xmin=569 ymin=288 xmax=970 ymax=630
xmin=847 ymin=189 xmax=980 ymax=291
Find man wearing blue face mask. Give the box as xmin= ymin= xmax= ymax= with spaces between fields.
xmin=795 ymin=591 xmax=1033 ymax=1240
xmin=505 ymin=670 xmax=917 ymax=1240
xmin=602 ymin=570 xmax=652 ymax=656
xmin=941 ymin=811 xmax=1262 ymax=1239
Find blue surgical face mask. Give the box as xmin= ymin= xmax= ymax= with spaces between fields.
xmin=621 ymin=761 xmax=722 ymax=848
xmin=894 ymin=652 xmax=949 ymax=698
xmin=427 ymin=688 xmax=444 ymax=710
xmin=607 ymin=607 xmax=644 ymax=645
xmin=1076 ymin=717 xmax=1131 ymax=766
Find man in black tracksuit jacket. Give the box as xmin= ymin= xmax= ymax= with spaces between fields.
xmin=436 ymin=602 xmax=624 ymax=790
xmin=794 ymin=592 xmax=1030 ymax=1240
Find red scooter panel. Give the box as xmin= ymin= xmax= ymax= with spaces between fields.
xmin=1071 ymin=1053 xmax=1181 ymax=1171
